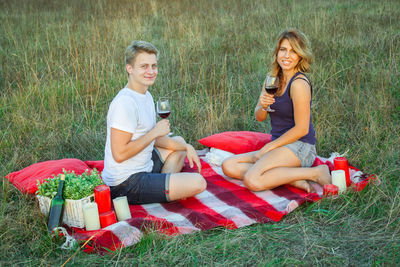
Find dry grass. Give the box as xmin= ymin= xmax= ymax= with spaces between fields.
xmin=1 ymin=0 xmax=399 ymax=265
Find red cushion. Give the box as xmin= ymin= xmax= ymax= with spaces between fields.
xmin=198 ymin=131 xmax=272 ymax=154
xmin=5 ymin=158 xmax=91 ymax=194
xmin=84 ymin=160 xmax=104 ymax=172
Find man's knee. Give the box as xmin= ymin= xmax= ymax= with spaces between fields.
xmin=174 ymin=150 xmax=187 ymax=165
xmin=166 ymin=150 xmax=186 ymax=162
xmin=172 ymin=135 xmax=186 ymax=144
xmin=192 ymin=173 xmax=207 ymax=194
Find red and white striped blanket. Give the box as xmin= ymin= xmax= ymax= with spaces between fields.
xmin=67 ymin=155 xmax=376 ymax=253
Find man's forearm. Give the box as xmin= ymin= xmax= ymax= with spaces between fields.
xmin=111 ymin=128 xmax=159 ymax=163
xmin=155 ymin=136 xmax=188 ymax=151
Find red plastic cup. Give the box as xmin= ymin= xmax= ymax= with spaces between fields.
xmin=94 ymin=185 xmax=112 ymax=214
xmin=334 ymin=157 xmax=351 ymax=187
xmin=323 ymin=184 xmax=339 ymax=198
xmin=99 ymin=210 xmax=117 ymax=228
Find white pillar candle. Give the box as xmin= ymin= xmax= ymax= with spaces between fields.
xmin=332 ymin=170 xmax=347 ymax=193
xmin=113 ymin=196 xmax=132 ymax=221
xmin=83 ymin=202 xmax=101 ymax=231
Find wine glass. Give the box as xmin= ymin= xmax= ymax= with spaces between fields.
xmin=156 ymin=98 xmax=171 ymax=119
xmin=264 ymin=75 xmax=279 ymax=112
xmin=156 ymin=98 xmax=173 ymax=136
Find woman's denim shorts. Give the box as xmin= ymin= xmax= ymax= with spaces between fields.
xmin=284 ymin=140 xmax=316 ymax=167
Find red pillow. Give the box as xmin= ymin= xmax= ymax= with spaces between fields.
xmin=5 ymin=158 xmax=92 ymax=195
xmin=84 ymin=160 xmax=104 ymax=172
xmin=198 ymin=131 xmax=271 ymax=154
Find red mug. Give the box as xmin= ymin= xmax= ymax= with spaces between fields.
xmin=323 ymin=184 xmax=339 ymax=197
xmin=99 ymin=210 xmax=117 ymax=228
xmin=334 ymin=157 xmax=351 ymax=187
xmin=94 ymin=185 xmax=112 ymax=214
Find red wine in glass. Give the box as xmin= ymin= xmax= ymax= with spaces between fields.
xmin=265 ymin=85 xmax=278 ymax=95
xmin=158 ymin=111 xmax=170 ymax=119
xmin=156 ymin=98 xmax=173 ymax=135
xmin=264 ymin=75 xmax=278 ymax=112
xmin=157 ymin=98 xmax=171 ymax=118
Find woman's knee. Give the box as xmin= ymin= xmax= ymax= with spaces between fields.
xmin=243 ymin=173 xmax=264 ymax=191
xmin=221 ymin=157 xmax=236 ymax=176
xmin=221 ymin=159 xmax=229 ymax=175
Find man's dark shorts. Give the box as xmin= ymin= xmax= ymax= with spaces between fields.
xmin=109 ymin=148 xmax=170 ymax=205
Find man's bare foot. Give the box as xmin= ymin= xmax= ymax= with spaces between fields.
xmin=289 ymin=180 xmax=315 ymax=193
xmin=315 ymin=165 xmax=331 ymax=186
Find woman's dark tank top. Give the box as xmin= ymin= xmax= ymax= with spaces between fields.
xmin=269 ymin=72 xmax=316 ymax=145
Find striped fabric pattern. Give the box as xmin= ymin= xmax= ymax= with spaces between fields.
xmin=69 ymin=155 xmax=373 ymax=253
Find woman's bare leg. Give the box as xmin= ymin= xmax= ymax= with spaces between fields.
xmin=222 ymin=149 xmax=319 ymax=192
xmin=243 ymin=147 xmax=331 ymax=191
xmin=289 ymin=180 xmax=316 ymax=193
xmin=221 ymin=151 xmax=258 ymax=179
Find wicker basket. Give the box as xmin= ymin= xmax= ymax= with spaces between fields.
xmin=37 ymin=194 xmax=94 ymax=228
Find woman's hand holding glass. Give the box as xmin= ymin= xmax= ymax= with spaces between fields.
xmin=263 ymin=75 xmax=278 ymax=112
xmin=259 ymin=90 xmax=276 ymax=111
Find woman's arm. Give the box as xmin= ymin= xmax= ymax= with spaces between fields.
xmin=255 ymin=79 xmax=312 ymax=159
xmin=255 ymin=88 xmax=275 ymax=122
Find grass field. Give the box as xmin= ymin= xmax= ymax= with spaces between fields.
xmin=1 ymin=0 xmax=399 ymax=265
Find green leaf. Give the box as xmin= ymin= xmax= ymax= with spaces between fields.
xmin=37 ymin=169 xmax=104 ymax=200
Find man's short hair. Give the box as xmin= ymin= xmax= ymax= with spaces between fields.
xmin=125 ymin=41 xmax=159 ymax=66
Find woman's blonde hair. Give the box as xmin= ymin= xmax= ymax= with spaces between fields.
xmin=270 ymin=29 xmax=313 ymax=81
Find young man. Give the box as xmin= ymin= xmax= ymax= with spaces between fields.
xmin=102 ymin=40 xmax=206 ymax=204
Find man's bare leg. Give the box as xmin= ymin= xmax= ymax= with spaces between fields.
xmin=157 ymin=136 xmax=187 ymax=173
xmin=156 ymin=136 xmax=206 ymax=201
xmin=168 ymin=172 xmax=207 ymax=201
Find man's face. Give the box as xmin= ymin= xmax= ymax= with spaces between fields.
xmin=127 ymin=52 xmax=158 ymax=87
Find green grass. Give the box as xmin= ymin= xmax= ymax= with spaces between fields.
xmin=1 ymin=0 xmax=399 ymax=265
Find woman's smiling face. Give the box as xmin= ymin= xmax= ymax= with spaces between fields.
xmin=277 ymin=39 xmax=301 ymax=72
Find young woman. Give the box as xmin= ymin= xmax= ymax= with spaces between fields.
xmin=222 ymin=29 xmax=331 ymax=193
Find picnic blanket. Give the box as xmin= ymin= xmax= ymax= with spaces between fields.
xmin=5 ymin=152 xmax=377 ymax=253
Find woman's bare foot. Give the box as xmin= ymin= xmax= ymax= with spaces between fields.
xmin=289 ymin=180 xmax=315 ymax=193
xmin=315 ymin=165 xmax=331 ymax=186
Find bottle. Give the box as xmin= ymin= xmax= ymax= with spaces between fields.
xmin=47 ymin=174 xmax=65 ymax=233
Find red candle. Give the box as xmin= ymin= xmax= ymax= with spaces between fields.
xmin=94 ymin=185 xmax=112 ymax=214
xmin=334 ymin=157 xmax=351 ymax=187
xmin=99 ymin=210 xmax=117 ymax=228
xmin=323 ymin=184 xmax=339 ymax=197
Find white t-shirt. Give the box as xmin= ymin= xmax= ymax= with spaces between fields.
xmin=102 ymin=88 xmax=156 ymax=186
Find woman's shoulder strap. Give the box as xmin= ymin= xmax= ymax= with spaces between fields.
xmin=289 ymin=72 xmax=312 ymax=97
